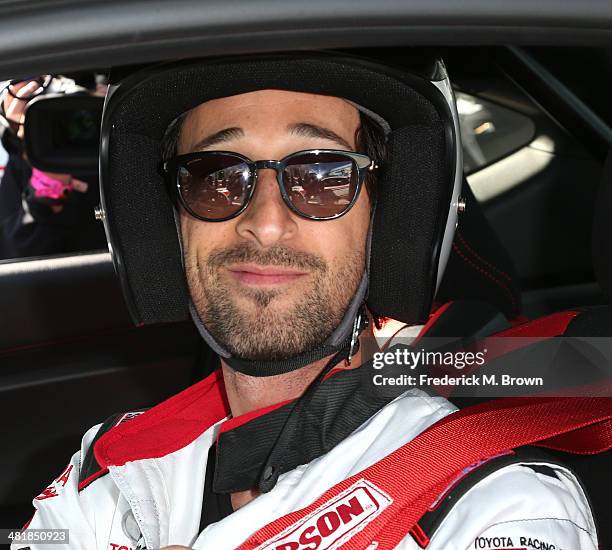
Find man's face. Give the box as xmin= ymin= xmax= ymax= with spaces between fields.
xmin=178 ymin=89 xmax=371 ymax=361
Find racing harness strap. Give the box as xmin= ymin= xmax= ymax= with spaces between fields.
xmin=236 ymin=386 xmax=612 ymax=550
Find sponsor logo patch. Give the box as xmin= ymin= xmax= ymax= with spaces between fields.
xmin=474 ymin=534 xmax=564 ymax=549
xmin=256 ymin=478 xmax=392 ymax=550
xmin=34 ymin=463 xmax=73 ymax=501
xmin=115 ymin=411 xmax=145 ymax=427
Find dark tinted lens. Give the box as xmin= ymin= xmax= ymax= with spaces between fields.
xmin=283 ymin=152 xmax=358 ymax=218
xmin=178 ymin=154 xmax=252 ymax=220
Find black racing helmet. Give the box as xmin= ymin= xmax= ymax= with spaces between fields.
xmin=97 ymin=51 xmax=463 ymax=375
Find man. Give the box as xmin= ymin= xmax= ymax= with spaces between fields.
xmin=14 ymin=54 xmax=600 ymax=550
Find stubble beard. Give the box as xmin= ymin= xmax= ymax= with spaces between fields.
xmin=186 ymin=242 xmax=364 ymax=361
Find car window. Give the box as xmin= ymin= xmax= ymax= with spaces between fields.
xmin=0 ymin=75 xmax=107 ymax=262
xmin=456 ymin=91 xmax=536 ymax=175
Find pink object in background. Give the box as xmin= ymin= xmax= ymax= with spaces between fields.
xmin=30 ymin=167 xmax=72 ymax=199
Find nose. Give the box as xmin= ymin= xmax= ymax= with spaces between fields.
xmin=235 ymin=168 xmax=298 ymax=247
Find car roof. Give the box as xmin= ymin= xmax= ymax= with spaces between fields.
xmin=0 ymin=0 xmax=611 ymax=80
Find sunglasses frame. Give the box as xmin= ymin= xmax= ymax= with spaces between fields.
xmin=163 ymin=148 xmax=376 ymax=222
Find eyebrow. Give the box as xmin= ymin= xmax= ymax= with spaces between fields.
xmin=189 ymin=122 xmax=353 ymax=153
xmin=190 ymin=127 xmax=244 ymax=151
xmin=288 ymin=122 xmax=353 ymax=150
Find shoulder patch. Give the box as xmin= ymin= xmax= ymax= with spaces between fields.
xmin=78 ymin=409 xmax=147 ymax=491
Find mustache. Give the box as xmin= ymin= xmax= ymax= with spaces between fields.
xmin=205 ymin=242 xmax=327 ymax=272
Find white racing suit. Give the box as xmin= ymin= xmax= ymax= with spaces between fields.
xmin=12 ymin=358 xmax=599 ymax=550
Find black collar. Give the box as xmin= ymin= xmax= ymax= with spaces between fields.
xmin=214 ymin=354 xmax=404 ymax=493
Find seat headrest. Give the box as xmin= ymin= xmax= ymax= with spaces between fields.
xmin=436 ymin=180 xmax=522 ymax=319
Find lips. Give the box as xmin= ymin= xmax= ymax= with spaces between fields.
xmin=226 ymin=263 xmax=309 ymax=286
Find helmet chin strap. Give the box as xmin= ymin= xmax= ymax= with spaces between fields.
xmin=188 ymin=274 xmax=369 ymax=377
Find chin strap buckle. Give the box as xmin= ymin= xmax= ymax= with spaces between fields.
xmin=347 ymin=305 xmax=369 ymax=366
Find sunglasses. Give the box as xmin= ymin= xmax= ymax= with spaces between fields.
xmin=163 ymin=149 xmax=377 ymax=222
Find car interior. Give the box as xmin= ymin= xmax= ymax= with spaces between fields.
xmin=0 ymin=2 xmax=610 ymax=546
